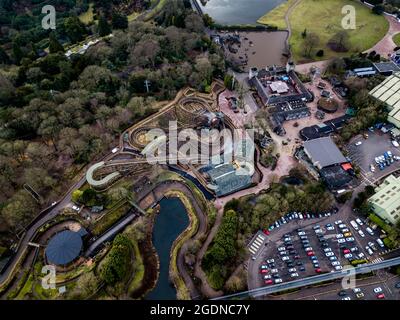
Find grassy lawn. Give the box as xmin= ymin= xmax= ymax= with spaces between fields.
xmin=288 ymin=0 xmax=389 ymax=62
xmin=393 ymin=33 xmax=400 ymax=47
xmin=257 ymin=0 xmax=296 ymax=29
xmin=144 ymin=0 xmax=167 ymax=21
xmin=127 ymin=241 xmax=145 ymax=295
xmin=79 ymin=3 xmax=95 ymax=25
xmin=90 ymin=202 xmax=131 ymax=236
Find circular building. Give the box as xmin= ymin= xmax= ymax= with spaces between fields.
xmin=45 ymin=230 xmax=83 ymax=266
xmin=317 ymin=97 xmax=339 ymax=113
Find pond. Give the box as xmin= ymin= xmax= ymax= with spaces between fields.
xmin=198 ymin=0 xmax=286 ymax=25
xmin=146 ymin=197 xmax=189 ymax=300
xmin=281 ymin=176 xmax=304 ymax=186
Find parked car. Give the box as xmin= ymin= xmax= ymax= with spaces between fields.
xmin=338 ymin=239 xmax=346 ymax=243
xmin=274 ymin=278 xmax=283 ymax=284
xmin=336 ymin=234 xmax=344 ymax=239
xmin=358 ymin=230 xmax=365 ymax=238
xmin=278 ymin=247 xmax=286 ymax=252
xmin=264 ymin=279 xmax=273 ymax=285
xmin=266 ymin=259 xmax=275 ymax=264
xmin=332 ymin=261 xmax=341 ymax=266
xmin=344 ymin=253 xmax=353 ymax=259
xmin=366 ymin=227 xmax=374 ymax=236
xmin=325 ymin=252 xmax=334 ymax=257
xmin=356 ymin=218 xmax=364 ymax=226
xmin=290 ymin=273 xmax=299 ymax=278
xmin=373 ymin=287 xmax=383 ymax=294
xmin=324 ymin=248 xmax=332 ymax=253
xmin=329 ymin=256 xmax=337 ymax=261
xmin=334 ymin=265 xmax=343 ymax=270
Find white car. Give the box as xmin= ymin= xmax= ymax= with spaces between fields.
xmin=271 ymin=269 xmax=279 ymax=274
xmin=370 ymin=164 xmax=375 ymax=172
xmin=324 ymin=248 xmax=332 ymax=253
xmin=72 ymin=205 xmax=80 ymax=211
xmin=358 ymin=230 xmax=365 ymax=237
xmin=329 ymin=256 xmax=337 ymax=261
xmin=278 ymin=247 xmax=286 ymax=252
xmin=356 ymin=218 xmax=364 ymax=226
xmin=282 ymin=256 xmax=290 ymax=261
xmin=326 ymin=252 xmax=334 ymax=257
xmin=342 ymin=297 xmax=351 ymax=300
xmin=335 ymin=265 xmax=343 ymax=270
xmin=305 ymin=247 xmax=313 ymax=252
xmin=337 ymin=238 xmax=346 ymax=243
xmin=274 ymin=278 xmax=283 ymax=284
xmin=342 ymin=228 xmax=350 ymax=233
xmin=338 ymin=224 xmax=347 ymax=229
xmin=353 ymin=288 xmax=361 ymax=293
xmin=298 ymin=213 xmax=304 ymax=220
xmin=288 ymin=268 xmax=297 ymax=273
xmin=336 ymin=234 xmax=344 ymax=239
xmin=51 ymin=201 xmax=57 ymax=206
xmin=365 ymin=246 xmax=373 ymax=255
xmin=266 ymin=259 xmax=275 ymax=264
xmin=111 ymin=147 xmax=119 ymax=153
xmin=298 ymin=231 xmax=306 ymax=236
xmin=355 ymin=141 xmax=362 ymax=146
xmin=344 ymin=253 xmax=353 ymax=259
xmin=290 ymin=273 xmax=299 ymax=278
xmin=358 ymin=253 xmax=365 ymax=259
xmin=392 ymin=140 xmax=399 ymax=147
xmin=332 ymin=261 xmax=341 ymax=266
xmin=280 ymin=251 xmax=288 ymax=256
xmin=326 ymin=226 xmax=335 ymax=231
xmin=366 ymin=227 xmax=374 ymax=236
xmin=373 ymin=287 xmax=383 ymax=294
xmin=264 ymin=275 xmax=272 ymax=280
xmin=335 ymin=220 xmax=343 ymax=225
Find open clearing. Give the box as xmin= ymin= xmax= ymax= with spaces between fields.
xmin=257 ymin=0 xmax=296 ymax=29
xmin=79 ymin=3 xmax=94 ymax=25
xmin=259 ymin=0 xmax=389 ymax=63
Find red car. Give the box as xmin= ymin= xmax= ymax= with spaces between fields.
xmin=343 ymin=249 xmax=351 ymax=254
xmin=264 ymin=279 xmax=273 ymax=285
xmin=377 ymin=293 xmax=385 ymax=299
xmin=315 ymin=268 xmax=322 ymax=273
xmin=260 ymin=269 xmax=268 ymax=274
xmin=263 ymin=229 xmax=270 ymax=235
xmin=307 ymin=251 xmax=315 ymax=256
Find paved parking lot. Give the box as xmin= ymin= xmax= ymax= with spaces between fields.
xmin=249 ymin=212 xmax=390 ymax=293
xmin=267 ymin=271 xmax=400 ymax=300
xmin=346 ymin=131 xmax=400 ymax=184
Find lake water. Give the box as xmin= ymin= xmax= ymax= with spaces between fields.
xmin=146 ymin=197 xmax=189 ymax=300
xmin=198 ymin=0 xmax=286 ymax=25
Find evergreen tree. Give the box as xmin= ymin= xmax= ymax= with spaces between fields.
xmin=0 ymin=46 xmax=11 ymax=64
xmin=49 ymin=32 xmax=64 ymax=53
xmin=111 ymin=12 xmax=128 ymax=30
xmin=98 ymin=15 xmax=112 ymax=37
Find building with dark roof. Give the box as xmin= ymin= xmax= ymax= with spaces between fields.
xmin=45 ymin=230 xmax=83 ymax=266
xmin=300 ymin=115 xmax=351 ymax=140
xmin=303 ymin=137 xmax=347 ymax=170
xmin=320 ymin=165 xmax=353 ymax=190
xmin=373 ymin=61 xmax=400 ymax=76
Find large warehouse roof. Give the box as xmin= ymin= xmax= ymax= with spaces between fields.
xmin=45 ymin=230 xmax=83 ymax=266
xmin=304 ymin=137 xmax=347 ymax=169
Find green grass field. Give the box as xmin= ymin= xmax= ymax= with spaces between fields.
xmin=79 ymin=3 xmax=94 ymax=25
xmin=393 ymin=33 xmax=400 ymax=46
xmin=257 ymin=0 xmax=296 ymax=29
xmin=258 ymin=0 xmax=389 ymax=62
xmin=289 ymin=0 xmax=389 ymax=62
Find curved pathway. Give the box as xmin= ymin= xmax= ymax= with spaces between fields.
xmin=364 ymin=15 xmax=400 ymax=58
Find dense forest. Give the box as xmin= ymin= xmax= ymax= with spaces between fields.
xmin=0 ymin=0 xmax=225 ymax=246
